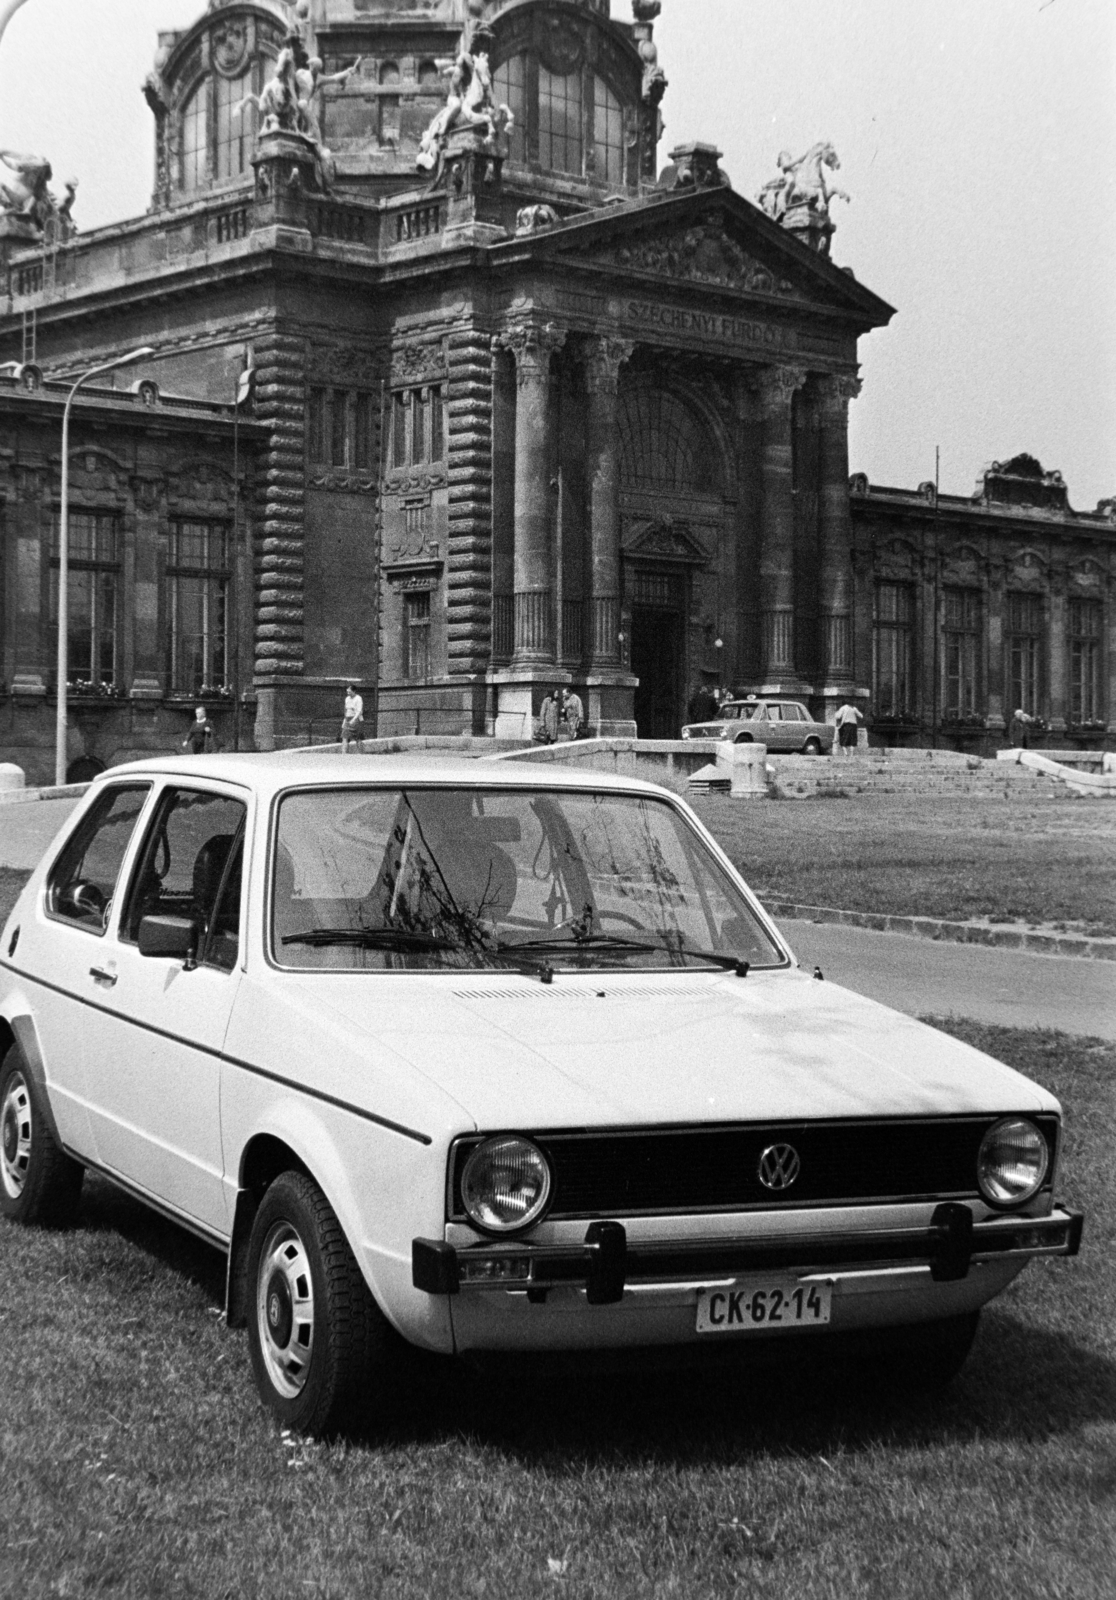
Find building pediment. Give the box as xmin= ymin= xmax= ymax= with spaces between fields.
xmin=624 ymin=516 xmax=710 ymax=565
xmin=496 ymin=189 xmax=894 ymax=329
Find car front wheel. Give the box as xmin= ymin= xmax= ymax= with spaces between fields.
xmin=0 ymin=1046 xmax=83 ymax=1227
xmin=246 ymin=1170 xmax=399 ymax=1438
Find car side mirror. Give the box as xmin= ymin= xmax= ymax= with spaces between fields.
xmin=138 ymin=914 xmax=200 ymax=971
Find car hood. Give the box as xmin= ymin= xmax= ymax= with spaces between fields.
xmin=284 ymin=966 xmax=1054 ymax=1133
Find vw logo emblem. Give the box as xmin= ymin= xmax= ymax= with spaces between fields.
xmin=758 ymin=1143 xmax=801 ymax=1191
xmin=268 ymin=1293 xmax=281 ymax=1328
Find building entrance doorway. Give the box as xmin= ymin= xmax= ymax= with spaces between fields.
xmin=631 ymin=605 xmax=683 ymax=739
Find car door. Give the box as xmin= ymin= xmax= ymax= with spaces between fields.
xmin=12 ymin=782 xmax=155 ymax=1157
xmin=78 ymin=782 xmax=249 ymax=1239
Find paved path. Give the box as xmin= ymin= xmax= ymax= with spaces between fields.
xmin=2 ymin=797 xmax=1112 ymax=1040
xmin=781 ymin=919 xmax=1116 ymax=1042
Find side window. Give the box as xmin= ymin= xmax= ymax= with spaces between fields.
xmin=46 ymin=785 xmax=152 ymax=932
xmin=122 ymin=789 xmax=246 ymax=970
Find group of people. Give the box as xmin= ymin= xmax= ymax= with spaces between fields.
xmin=537 ymin=688 xmax=586 ymax=744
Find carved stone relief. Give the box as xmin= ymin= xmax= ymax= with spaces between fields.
xmin=598 ymin=222 xmax=800 ymax=297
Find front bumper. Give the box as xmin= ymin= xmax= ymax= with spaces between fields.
xmin=413 ymin=1204 xmax=1084 ymax=1302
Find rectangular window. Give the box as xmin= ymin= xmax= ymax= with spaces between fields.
xmin=167 ymin=521 xmax=230 ymax=695
xmin=593 ymin=75 xmax=624 ymax=187
xmin=873 ymin=582 xmax=914 ymax=718
xmin=354 ymin=391 xmax=375 ymax=471
xmin=539 ymin=65 xmax=584 ymax=176
xmin=330 ymin=389 xmax=349 ymax=467
xmin=49 ymin=510 xmax=120 ymax=688
xmin=428 ymin=386 xmax=444 ymax=463
xmin=403 ymin=590 xmax=431 ymax=681
xmin=215 ymin=69 xmax=253 ymax=180
xmin=942 ymin=587 xmax=982 ymax=719
xmin=392 ymin=391 xmax=408 ymax=469
xmin=308 ymin=387 xmax=327 ymax=463
xmin=1068 ymin=598 xmax=1104 ymax=724
xmin=1006 ymin=592 xmax=1044 ymax=716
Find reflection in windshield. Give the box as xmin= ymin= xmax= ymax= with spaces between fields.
xmin=272 ymin=788 xmax=784 ymax=973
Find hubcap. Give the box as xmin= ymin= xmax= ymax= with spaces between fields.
xmin=0 ymin=1072 xmax=32 ymax=1200
xmin=256 ymin=1221 xmax=315 ymax=1399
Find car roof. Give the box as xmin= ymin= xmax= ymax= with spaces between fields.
xmin=89 ymin=752 xmax=682 ymax=804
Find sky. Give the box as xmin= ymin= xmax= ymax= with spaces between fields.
xmin=0 ymin=0 xmax=1113 ymax=508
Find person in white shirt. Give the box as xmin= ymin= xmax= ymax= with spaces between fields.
xmin=834 ymin=700 xmax=863 ymax=757
xmin=341 ymin=684 xmax=364 ymax=753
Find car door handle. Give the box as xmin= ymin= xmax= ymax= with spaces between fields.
xmin=89 ymin=965 xmax=118 ymax=987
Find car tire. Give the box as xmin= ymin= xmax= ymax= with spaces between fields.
xmin=734 ymin=733 xmax=754 ymax=744
xmin=0 ymin=1046 xmax=84 ymax=1227
xmin=246 ymin=1170 xmax=398 ymax=1438
xmin=803 ymin=738 xmax=822 ymax=756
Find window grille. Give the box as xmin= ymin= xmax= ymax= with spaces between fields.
xmin=942 ymin=587 xmax=982 ymax=718
xmin=873 ymin=582 xmax=914 ymax=718
xmin=1006 ymin=592 xmax=1044 ymax=716
xmin=1068 ymin=598 xmax=1104 ymax=724
xmin=49 ymin=511 xmax=120 ymax=687
xmin=167 ymin=521 xmax=230 ymax=694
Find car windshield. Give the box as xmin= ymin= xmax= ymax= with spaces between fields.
xmin=272 ymin=786 xmax=785 ymax=973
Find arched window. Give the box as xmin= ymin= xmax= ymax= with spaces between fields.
xmin=181 ymin=79 xmax=209 ymax=192
xmin=619 ymin=390 xmax=723 ymax=496
xmin=493 ymin=49 xmax=631 ymax=188
xmin=215 ymin=69 xmax=254 ymax=180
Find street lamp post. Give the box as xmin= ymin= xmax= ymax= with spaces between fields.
xmin=56 ymin=348 xmax=155 ymax=785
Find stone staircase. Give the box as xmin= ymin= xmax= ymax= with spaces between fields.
xmin=769 ymin=748 xmax=1065 ymax=799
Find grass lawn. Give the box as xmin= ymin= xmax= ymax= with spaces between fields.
xmin=1 ymin=1023 xmax=1112 ymax=1600
xmin=691 ymin=793 xmax=1116 ymax=938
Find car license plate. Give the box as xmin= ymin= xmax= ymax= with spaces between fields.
xmin=695 ymin=1280 xmax=832 ymax=1334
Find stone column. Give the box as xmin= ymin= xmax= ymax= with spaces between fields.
xmin=583 ymin=336 xmax=634 ymax=668
xmin=580 ymin=335 xmax=638 ymax=736
xmin=815 ymin=374 xmax=860 ymax=695
xmin=500 ymin=321 xmax=566 ymax=665
xmin=489 ymin=320 xmax=567 ymax=740
xmin=756 ymin=366 xmax=806 ymax=690
xmin=1047 ymin=570 xmax=1068 ymax=737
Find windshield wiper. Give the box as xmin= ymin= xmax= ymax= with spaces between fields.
xmin=499 ymin=933 xmax=660 ymax=956
xmin=667 ymin=945 xmax=751 ymax=977
xmin=281 ymin=927 xmax=458 ymax=952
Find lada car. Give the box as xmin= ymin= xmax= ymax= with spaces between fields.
xmin=0 ymin=756 xmax=1082 ymax=1436
xmin=681 ymin=699 xmax=834 ymax=754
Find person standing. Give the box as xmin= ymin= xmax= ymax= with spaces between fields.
xmin=834 ymin=699 xmax=863 ymax=757
xmin=563 ymin=687 xmax=585 ymax=740
xmin=1009 ymin=708 xmax=1035 ymax=750
xmin=341 ymin=684 xmax=364 ymax=753
xmin=539 ymin=689 xmax=560 ymax=744
xmin=182 ymin=706 xmax=217 ymax=755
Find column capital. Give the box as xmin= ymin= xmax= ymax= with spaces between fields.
xmin=494 ymin=319 xmax=568 ymax=384
xmin=752 ymin=364 xmax=808 ymax=418
xmin=582 ymin=335 xmax=636 ymax=396
xmin=814 ymin=370 xmax=863 ymax=418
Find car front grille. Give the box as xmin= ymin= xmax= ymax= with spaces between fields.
xmin=448 ymin=1116 xmax=1059 ymax=1221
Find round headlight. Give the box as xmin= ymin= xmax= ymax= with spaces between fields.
xmin=978 ymin=1118 xmax=1049 ymax=1206
xmin=461 ymin=1136 xmax=552 ymax=1233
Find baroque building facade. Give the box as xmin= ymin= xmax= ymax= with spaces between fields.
xmin=0 ymin=0 xmax=1108 ymax=777
xmin=0 ymin=0 xmax=892 ymax=772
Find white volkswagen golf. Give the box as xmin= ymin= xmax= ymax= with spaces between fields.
xmin=0 ymin=756 xmax=1082 ymax=1435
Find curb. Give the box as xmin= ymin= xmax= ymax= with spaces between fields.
xmin=0 ymin=782 xmax=90 ymax=807
xmin=765 ymin=900 xmax=1116 ymax=962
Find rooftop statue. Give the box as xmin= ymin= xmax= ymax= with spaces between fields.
xmin=0 ymin=150 xmax=77 ymax=239
xmin=236 ymin=37 xmax=361 ymax=190
xmin=757 ymin=142 xmax=849 ymax=254
xmin=416 ymin=27 xmax=513 ymax=180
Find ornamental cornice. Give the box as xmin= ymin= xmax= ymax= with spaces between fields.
xmin=814 ymin=371 xmax=863 ymax=418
